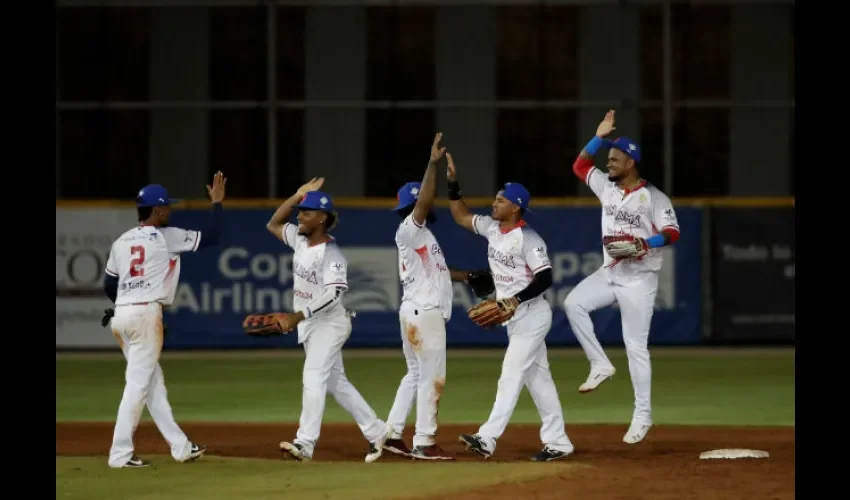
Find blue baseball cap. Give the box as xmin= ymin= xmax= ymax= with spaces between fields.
xmin=297 ymin=191 xmax=335 ymax=212
xmin=136 ymin=184 xmax=180 ymax=207
xmin=393 ymin=182 xmax=421 ymax=211
xmin=498 ymin=182 xmax=532 ymax=212
xmin=606 ymin=136 xmax=641 ymax=163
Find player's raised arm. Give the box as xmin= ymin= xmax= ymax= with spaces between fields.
xmin=162 ymin=171 xmax=227 ymax=253
xmin=266 ymin=177 xmax=325 ymax=246
xmin=573 ymin=110 xmax=616 ymax=198
xmin=446 ymin=153 xmax=477 ymax=233
xmin=411 ymin=133 xmax=446 ymax=226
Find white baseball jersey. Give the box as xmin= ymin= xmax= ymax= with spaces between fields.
xmin=395 ymin=214 xmax=453 ymax=321
xmin=585 ymin=167 xmax=680 ymax=274
xmin=472 ymin=215 xmax=552 ymax=301
xmin=281 ymin=223 xmax=348 ymax=342
xmin=105 ymin=225 xmax=201 ymax=306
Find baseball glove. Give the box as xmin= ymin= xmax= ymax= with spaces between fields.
xmin=467 ymin=297 xmax=519 ymax=329
xmin=467 ymin=269 xmax=495 ymax=298
xmin=604 ymin=235 xmax=649 ymax=259
xmin=243 ymin=312 xmax=299 ymax=336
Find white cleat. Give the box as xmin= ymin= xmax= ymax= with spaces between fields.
xmin=578 ymin=367 xmax=616 ymax=393
xmin=365 ymin=425 xmax=392 ymax=463
xmin=623 ymin=419 xmax=653 ymax=444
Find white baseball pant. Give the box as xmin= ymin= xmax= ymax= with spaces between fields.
xmin=386 ymin=302 xmax=447 ymax=447
xmin=108 ymin=303 xmax=194 ymax=468
xmin=294 ymin=314 xmax=388 ymax=456
xmin=477 ymin=298 xmax=573 ymax=453
xmin=564 ymin=267 xmax=659 ymax=421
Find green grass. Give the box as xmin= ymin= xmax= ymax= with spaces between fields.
xmin=56 ymin=456 xmax=576 ymax=500
xmin=56 ymin=347 xmax=795 ymax=426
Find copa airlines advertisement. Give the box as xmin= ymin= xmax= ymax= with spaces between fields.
xmin=56 ymin=206 xmax=702 ymax=349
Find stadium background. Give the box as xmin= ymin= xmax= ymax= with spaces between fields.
xmin=56 ymin=2 xmax=795 ymax=497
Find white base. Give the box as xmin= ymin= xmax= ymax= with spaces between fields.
xmin=699 ymin=449 xmax=770 ymax=460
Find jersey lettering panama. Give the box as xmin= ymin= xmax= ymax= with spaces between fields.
xmin=105 ymin=226 xmax=201 ymax=306
xmin=471 ymin=215 xmax=551 ymax=298
xmin=585 ymin=167 xmax=679 ymax=275
xmin=281 ymin=222 xmax=348 ymax=343
xmin=395 ymin=213 xmax=453 ymax=321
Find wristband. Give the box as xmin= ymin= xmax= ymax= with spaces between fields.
xmin=584 ymin=136 xmax=604 ymax=156
xmin=448 ymin=181 xmax=462 ymax=200
xmin=646 ymin=234 xmax=665 ymax=249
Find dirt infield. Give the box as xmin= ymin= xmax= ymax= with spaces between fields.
xmin=56 ymin=422 xmax=794 ymax=499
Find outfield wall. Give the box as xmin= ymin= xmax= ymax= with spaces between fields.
xmin=56 ymin=198 xmax=794 ymax=349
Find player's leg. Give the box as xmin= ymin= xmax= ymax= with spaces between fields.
xmin=283 ymin=323 xmax=344 ymax=461
xmin=524 ymin=339 xmax=574 ymax=460
xmin=464 ymin=306 xmax=550 ymax=457
xmin=409 ymin=308 xmax=450 ymax=459
xmin=324 ymin=317 xmax=391 ymax=462
xmin=143 ymin=363 xmax=201 ymax=462
xmin=612 ymin=274 xmax=659 ymax=444
xmin=108 ymin=306 xmax=161 ymax=468
xmin=563 ymin=268 xmax=618 ymax=392
xmin=384 ymin=309 xmax=419 ymax=455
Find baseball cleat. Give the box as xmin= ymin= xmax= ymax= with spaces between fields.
xmin=578 ymin=367 xmax=616 ymax=393
xmin=122 ymin=455 xmax=151 ymax=468
xmin=181 ymin=442 xmax=206 ymax=462
xmin=623 ymin=419 xmax=653 ymax=444
xmin=411 ymin=444 xmax=455 ymax=461
xmin=530 ymin=446 xmax=574 ymax=462
xmin=383 ymin=438 xmax=414 ymax=458
xmin=365 ymin=426 xmax=392 ymax=463
xmin=280 ymin=441 xmax=312 ymax=461
xmin=458 ymin=434 xmax=493 ymax=459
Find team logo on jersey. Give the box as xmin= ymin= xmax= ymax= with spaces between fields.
xmin=431 ymin=243 xmax=443 ymax=256
xmin=662 ymin=207 xmax=677 ymax=222
xmin=604 ymin=205 xmax=616 ymax=216
xmin=615 ymin=210 xmax=642 ymax=228
xmin=487 ymin=246 xmax=516 ymax=268
xmin=533 ymin=246 xmax=548 ymax=261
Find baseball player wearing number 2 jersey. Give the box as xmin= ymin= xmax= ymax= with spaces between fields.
xmin=565 ymin=110 xmax=681 ymax=445
xmin=267 ymin=179 xmax=392 ymax=463
xmin=446 ymin=154 xmax=575 ymax=462
xmin=102 ymin=172 xmax=226 ymax=468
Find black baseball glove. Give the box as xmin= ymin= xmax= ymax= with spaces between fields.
xmin=101 ymin=308 xmax=115 ymax=327
xmin=467 ymin=269 xmax=495 ymax=298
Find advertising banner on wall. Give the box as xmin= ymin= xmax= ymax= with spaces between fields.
xmin=56 ymin=205 xmax=703 ymax=349
xmin=710 ymin=208 xmax=795 ymax=343
xmin=56 ymin=207 xmax=136 ymax=349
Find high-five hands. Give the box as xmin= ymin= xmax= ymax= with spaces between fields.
xmin=296 ymin=177 xmax=325 ymax=197
xmin=596 ymin=109 xmax=616 ymax=138
xmin=430 ymin=132 xmax=447 ymax=164
xmin=446 ymin=153 xmax=457 ymax=181
xmin=207 ymin=171 xmax=227 ymax=203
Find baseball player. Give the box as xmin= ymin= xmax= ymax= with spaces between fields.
xmin=564 ymin=110 xmax=681 ymax=444
xmin=445 ymin=153 xmax=575 ymax=462
xmin=266 ymin=179 xmax=392 ymax=463
xmin=383 ymin=133 xmax=495 ymax=461
xmin=102 ymin=172 xmax=226 ymax=468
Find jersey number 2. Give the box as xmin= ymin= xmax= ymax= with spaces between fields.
xmin=129 ymin=246 xmax=146 ymax=277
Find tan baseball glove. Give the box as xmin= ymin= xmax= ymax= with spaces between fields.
xmin=603 ymin=235 xmax=649 ymax=259
xmin=467 ymin=297 xmax=520 ymax=329
xmin=242 ymin=312 xmax=300 ymax=336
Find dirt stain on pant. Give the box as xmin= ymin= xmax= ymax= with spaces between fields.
xmin=406 ymin=323 xmax=422 ymax=352
xmin=432 ymin=377 xmax=446 ymax=419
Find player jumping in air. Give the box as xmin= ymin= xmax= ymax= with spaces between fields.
xmin=266 ymin=178 xmax=392 ymax=463
xmin=102 ymin=172 xmax=227 ymax=468
xmin=564 ymin=109 xmax=681 ymax=444
xmin=446 ymin=153 xmax=575 ymax=462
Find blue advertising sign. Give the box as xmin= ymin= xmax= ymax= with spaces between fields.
xmin=162 ymin=206 xmax=702 ymax=349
